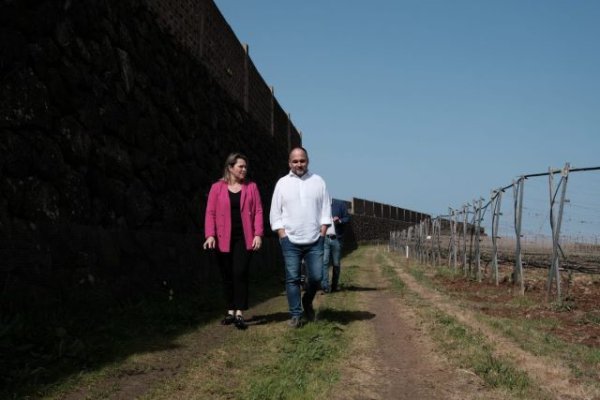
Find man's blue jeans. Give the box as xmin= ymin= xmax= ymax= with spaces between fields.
xmin=279 ymin=236 xmax=324 ymax=318
xmin=322 ymin=236 xmax=342 ymax=291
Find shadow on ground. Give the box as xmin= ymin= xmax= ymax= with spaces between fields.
xmin=246 ymin=312 xmax=290 ymax=325
xmin=247 ymin=309 xmax=376 ymax=326
xmin=4 ymin=270 xmax=284 ymax=399
xmin=340 ymin=284 xmax=379 ymax=292
xmin=318 ymin=309 xmax=376 ymax=325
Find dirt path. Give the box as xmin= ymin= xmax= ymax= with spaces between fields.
xmin=53 ymin=245 xmax=598 ymax=399
xmin=329 ymin=246 xmax=506 ymax=400
xmin=59 ymin=246 xmax=500 ymax=400
xmin=378 ymin=250 xmax=600 ymax=400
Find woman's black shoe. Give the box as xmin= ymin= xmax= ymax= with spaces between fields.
xmin=221 ymin=314 xmax=235 ymax=325
xmin=234 ymin=315 xmax=247 ymax=330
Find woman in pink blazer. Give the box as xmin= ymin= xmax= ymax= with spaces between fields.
xmin=203 ymin=153 xmax=263 ymax=330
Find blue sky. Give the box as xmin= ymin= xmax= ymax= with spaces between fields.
xmin=213 ymin=1 xmax=600 ymax=223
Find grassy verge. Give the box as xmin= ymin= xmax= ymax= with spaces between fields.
xmin=405 ymin=259 xmax=600 ymax=392
xmin=380 ymin=252 xmax=550 ymax=399
xmin=426 ymin=308 xmax=538 ymax=398
xmin=12 ymin=268 xmax=284 ymax=400
xmin=482 ymin=314 xmax=600 ymax=384
xmin=138 ymin=248 xmax=367 ymax=399
xmin=244 ymin=322 xmax=345 ymax=400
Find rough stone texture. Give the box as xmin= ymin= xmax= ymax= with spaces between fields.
xmin=0 ymin=0 xmax=292 ymax=324
xmin=346 ymin=214 xmax=415 ymax=246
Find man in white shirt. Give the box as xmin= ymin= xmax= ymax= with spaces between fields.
xmin=270 ymin=147 xmax=332 ymax=328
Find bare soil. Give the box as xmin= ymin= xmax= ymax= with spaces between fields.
xmin=439 ymin=263 xmax=600 ymax=348
xmin=328 ymin=247 xmax=508 ymax=400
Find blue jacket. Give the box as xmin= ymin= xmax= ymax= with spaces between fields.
xmin=331 ymin=199 xmax=351 ymax=239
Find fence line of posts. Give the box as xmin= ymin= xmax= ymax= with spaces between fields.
xmin=389 ymin=163 xmax=600 ymax=302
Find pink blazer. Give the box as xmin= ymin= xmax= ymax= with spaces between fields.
xmin=204 ymin=180 xmax=264 ymax=252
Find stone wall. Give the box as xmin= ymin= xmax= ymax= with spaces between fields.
xmin=0 ymin=0 xmax=295 ymax=321
xmin=145 ymin=0 xmax=303 ymax=143
xmin=344 ymin=214 xmax=415 ymax=250
xmin=351 ymin=197 xmax=429 ymax=224
xmin=342 ymin=197 xmax=428 ymax=249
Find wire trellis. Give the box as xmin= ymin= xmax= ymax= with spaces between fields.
xmin=389 ymin=163 xmax=600 ymax=302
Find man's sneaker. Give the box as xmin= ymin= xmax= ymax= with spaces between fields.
xmin=287 ymin=316 xmax=303 ymax=329
xmin=234 ymin=315 xmax=247 ymax=330
xmin=302 ymin=296 xmax=315 ymax=322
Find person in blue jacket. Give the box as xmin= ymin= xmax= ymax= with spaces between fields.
xmin=321 ymin=198 xmax=350 ymax=292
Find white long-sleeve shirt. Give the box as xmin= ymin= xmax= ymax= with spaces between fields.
xmin=270 ymin=171 xmax=332 ymax=244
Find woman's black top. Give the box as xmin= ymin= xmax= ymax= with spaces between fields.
xmin=229 ymin=190 xmax=243 ymax=242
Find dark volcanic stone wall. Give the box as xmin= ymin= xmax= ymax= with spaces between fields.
xmin=347 ymin=215 xmax=414 ymax=244
xmin=0 ymin=0 xmax=290 ymax=321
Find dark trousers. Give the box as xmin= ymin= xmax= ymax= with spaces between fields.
xmin=217 ymin=238 xmax=251 ymax=310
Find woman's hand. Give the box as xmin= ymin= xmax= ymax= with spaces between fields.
xmin=252 ymin=236 xmax=262 ymax=251
xmin=203 ymin=236 xmax=216 ymax=250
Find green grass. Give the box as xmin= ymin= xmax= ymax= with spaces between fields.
xmin=380 ymin=263 xmax=407 ymax=295
xmin=408 ymin=264 xmax=426 ymax=283
xmin=433 ymin=310 xmax=531 ymax=393
xmin=379 ymin=251 xmax=549 ymax=399
xmin=243 ymin=322 xmax=345 ymax=400
xmin=483 ymin=313 xmax=600 ymax=383
xmin=550 ymin=299 xmax=577 ymax=312
xmin=432 ymin=265 xmax=464 ymax=281
xmin=508 ymin=295 xmax=538 ymax=308
xmin=137 ymin=248 xmax=369 ymax=400
xmin=6 ymin=269 xmax=284 ymax=400
xmin=239 ymin=248 xmax=364 ymax=399
xmin=579 ymin=310 xmax=600 ymax=325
